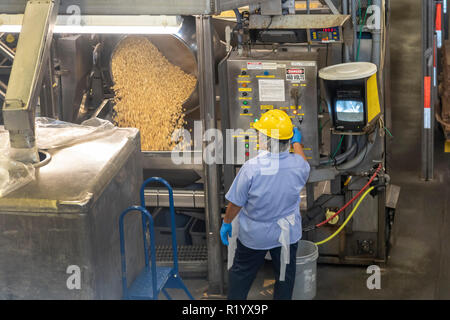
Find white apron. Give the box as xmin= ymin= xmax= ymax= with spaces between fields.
xmin=227 ymin=213 xmax=297 ymax=281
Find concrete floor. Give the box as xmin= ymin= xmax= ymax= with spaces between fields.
xmin=165 ymin=0 xmax=450 ymax=300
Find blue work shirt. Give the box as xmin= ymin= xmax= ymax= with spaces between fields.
xmin=225 ymin=150 xmax=311 ymax=250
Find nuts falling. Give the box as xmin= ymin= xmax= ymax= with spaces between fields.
xmin=111 ymin=36 xmax=197 ymax=151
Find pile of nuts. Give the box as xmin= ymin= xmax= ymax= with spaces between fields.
xmin=111 ymin=36 xmax=197 ymax=151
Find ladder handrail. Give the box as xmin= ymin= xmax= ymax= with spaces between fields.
xmin=119 ymin=206 xmax=157 ymax=299
xmin=140 ymin=177 xmax=179 ymax=275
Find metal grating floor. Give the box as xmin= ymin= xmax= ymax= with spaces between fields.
xmin=156 ymin=245 xmax=208 ymax=262
xmin=155 ymin=245 xmax=208 ymax=277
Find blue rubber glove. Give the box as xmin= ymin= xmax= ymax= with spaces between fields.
xmin=220 ymin=221 xmax=232 ymax=246
xmin=291 ymin=127 xmax=302 ymax=145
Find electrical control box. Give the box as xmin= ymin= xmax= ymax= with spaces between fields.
xmin=308 ymin=27 xmax=343 ymax=43
xmin=220 ymin=51 xmax=320 ymax=166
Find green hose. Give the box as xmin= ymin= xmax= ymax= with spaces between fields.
xmin=356 ymin=0 xmax=372 ymax=62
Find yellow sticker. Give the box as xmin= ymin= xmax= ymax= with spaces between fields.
xmin=261 ymin=105 xmax=274 ymax=110
xmin=292 ymin=84 xmax=299 ymax=87
xmin=239 ymin=88 xmax=252 ymax=92
xmin=241 ymin=106 xmax=251 ymax=109
xmin=238 ymin=80 xmax=251 ymax=83
xmin=240 ymin=113 xmax=253 ymax=116
xmin=238 ymin=75 xmax=250 ymax=78
xmin=290 ymin=106 xmax=297 ymax=109
xmin=256 ymin=75 xmax=276 ymax=78
xmin=6 ymin=34 xmax=15 ymax=43
xmin=239 ymin=97 xmax=252 ymax=100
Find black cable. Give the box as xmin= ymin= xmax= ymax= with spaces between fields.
xmin=265 ymin=15 xmax=274 ymax=32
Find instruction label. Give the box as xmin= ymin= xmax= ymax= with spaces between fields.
xmin=247 ymin=62 xmax=278 ymax=70
xmin=291 ymin=61 xmax=316 ymax=67
xmin=258 ymin=79 xmax=285 ymax=101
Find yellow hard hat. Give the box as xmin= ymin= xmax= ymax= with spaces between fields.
xmin=253 ymin=109 xmax=294 ymax=140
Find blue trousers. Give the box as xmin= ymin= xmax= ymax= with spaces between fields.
xmin=227 ymin=239 xmax=298 ymax=300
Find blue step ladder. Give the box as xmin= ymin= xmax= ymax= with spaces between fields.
xmin=119 ymin=177 xmax=194 ymax=300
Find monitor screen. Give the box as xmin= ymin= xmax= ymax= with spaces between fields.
xmin=335 ymin=100 xmax=364 ymax=122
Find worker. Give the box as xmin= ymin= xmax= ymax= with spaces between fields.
xmin=220 ymin=109 xmax=310 ymax=300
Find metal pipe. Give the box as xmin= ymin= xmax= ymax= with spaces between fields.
xmin=343 ymin=0 xmax=351 ymax=62
xmin=337 ymin=128 xmax=378 ymax=171
xmin=320 ymin=142 xmax=357 ymax=165
xmin=0 ymin=80 xmax=7 ymax=91
xmin=352 ymin=0 xmax=358 ymax=60
xmin=196 ymin=15 xmax=224 ymax=295
xmin=3 ymin=0 xmax=59 ymax=163
xmin=307 ymin=0 xmax=311 ymax=52
xmin=233 ymin=8 xmax=244 ymax=54
xmin=0 ymin=40 xmax=15 ymax=61
xmin=371 ymin=0 xmax=382 ymax=68
xmin=421 ymin=0 xmax=434 ymax=180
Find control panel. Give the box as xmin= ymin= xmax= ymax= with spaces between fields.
xmin=223 ymin=51 xmax=319 ymax=166
xmin=308 ymin=27 xmax=342 ymax=43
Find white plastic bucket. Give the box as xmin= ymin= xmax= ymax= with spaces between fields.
xmin=292 ymin=240 xmax=319 ymax=300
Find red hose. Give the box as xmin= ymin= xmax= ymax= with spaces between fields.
xmin=315 ymin=164 xmax=382 ymax=228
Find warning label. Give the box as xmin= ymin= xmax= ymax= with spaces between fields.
xmin=286 ymin=68 xmax=305 ymax=82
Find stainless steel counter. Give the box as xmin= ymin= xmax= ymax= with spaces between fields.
xmin=0 ymin=127 xmax=145 ymax=299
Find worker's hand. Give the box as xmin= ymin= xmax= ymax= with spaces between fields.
xmin=220 ymin=221 xmax=232 ymax=246
xmin=291 ymin=127 xmax=302 ymax=145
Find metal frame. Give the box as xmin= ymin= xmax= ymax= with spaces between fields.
xmin=0 ymin=0 xmax=264 ymax=15
xmin=421 ymin=0 xmax=442 ymax=180
xmin=196 ymin=15 xmax=224 ymax=295
xmin=2 ymin=0 xmax=59 ymax=157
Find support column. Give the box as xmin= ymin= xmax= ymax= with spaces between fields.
xmin=196 ymin=15 xmax=224 ymax=295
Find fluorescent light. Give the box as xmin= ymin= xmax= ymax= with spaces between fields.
xmin=0 ymin=25 xmax=181 ymax=34
xmin=0 ymin=25 xmax=21 ymax=33
xmin=0 ymin=15 xmax=182 ymax=34
xmin=55 ymin=25 xmax=181 ymax=34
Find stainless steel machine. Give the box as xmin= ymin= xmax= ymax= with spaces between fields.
xmin=220 ymin=51 xmax=320 ymax=169
xmin=218 ymin=0 xmax=397 ymax=270
xmin=0 ymin=0 xmax=398 ymax=298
